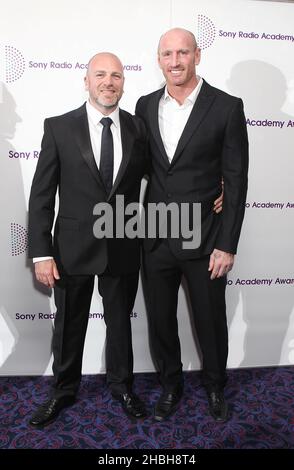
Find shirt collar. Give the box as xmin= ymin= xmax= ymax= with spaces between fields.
xmin=86 ymin=100 xmax=120 ymax=128
xmin=163 ymin=76 xmax=203 ymax=105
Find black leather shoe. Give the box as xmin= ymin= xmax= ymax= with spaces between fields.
xmin=154 ymin=391 xmax=182 ymax=421
xmin=29 ymin=396 xmax=76 ymax=427
xmin=112 ymin=392 xmax=147 ymax=419
xmin=207 ymin=389 xmax=229 ymax=422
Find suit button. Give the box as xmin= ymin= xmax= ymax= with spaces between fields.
xmin=167 ymin=170 xmax=173 ymax=176
xmin=167 ymin=193 xmax=172 ymax=198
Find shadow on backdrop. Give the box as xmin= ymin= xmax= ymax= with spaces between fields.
xmin=0 ymin=83 xmax=53 ymax=375
xmin=225 ymin=60 xmax=294 ymax=367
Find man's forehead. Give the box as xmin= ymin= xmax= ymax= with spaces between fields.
xmin=89 ymin=55 xmax=123 ymax=72
xmin=159 ymin=36 xmax=194 ymax=50
xmin=89 ymin=62 xmax=123 ymax=74
xmin=92 ymin=66 xmax=122 ymax=72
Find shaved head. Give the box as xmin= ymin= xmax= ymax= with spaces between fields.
xmin=158 ymin=28 xmax=198 ymax=54
xmin=87 ymin=52 xmax=124 ymax=76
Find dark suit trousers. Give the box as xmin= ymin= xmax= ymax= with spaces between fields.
xmin=51 ymin=270 xmax=139 ymax=398
xmin=142 ymin=240 xmax=228 ymax=392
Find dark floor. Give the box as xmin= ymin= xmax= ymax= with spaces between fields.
xmin=0 ymin=366 xmax=293 ymax=451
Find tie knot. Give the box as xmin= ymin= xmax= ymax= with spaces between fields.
xmin=100 ymin=117 xmax=113 ymax=128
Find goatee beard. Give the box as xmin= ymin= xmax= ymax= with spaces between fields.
xmin=95 ymin=98 xmax=118 ymax=110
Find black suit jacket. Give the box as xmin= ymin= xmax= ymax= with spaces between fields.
xmin=28 ymin=103 xmax=148 ymax=275
xmin=136 ymin=80 xmax=249 ymax=258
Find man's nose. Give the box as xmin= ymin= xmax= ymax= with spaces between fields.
xmin=171 ymin=52 xmax=180 ymax=67
xmin=104 ymin=74 xmax=114 ymax=86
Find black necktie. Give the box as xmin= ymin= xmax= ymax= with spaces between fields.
xmin=99 ymin=117 xmax=114 ymax=196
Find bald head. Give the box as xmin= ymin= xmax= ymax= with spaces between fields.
xmin=84 ymin=52 xmax=125 ymax=115
xmin=87 ymin=52 xmax=124 ymax=77
xmin=158 ymin=28 xmax=198 ymax=54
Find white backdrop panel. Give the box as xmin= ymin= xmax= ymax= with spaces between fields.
xmin=0 ymin=0 xmax=293 ymax=375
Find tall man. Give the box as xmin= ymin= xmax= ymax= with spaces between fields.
xmin=136 ymin=28 xmax=249 ymax=422
xmin=28 ymin=52 xmax=148 ymax=426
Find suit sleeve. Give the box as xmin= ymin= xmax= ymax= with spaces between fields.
xmin=135 ymin=97 xmax=151 ymax=177
xmin=135 ymin=97 xmax=144 ymax=119
xmin=215 ymin=98 xmax=249 ymax=254
xmin=28 ymin=119 xmax=60 ymax=258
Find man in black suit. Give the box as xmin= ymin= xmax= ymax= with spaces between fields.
xmin=136 ymin=28 xmax=249 ymax=422
xmin=28 ymin=52 xmax=148 ymax=426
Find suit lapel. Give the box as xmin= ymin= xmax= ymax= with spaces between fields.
xmin=108 ymin=109 xmax=134 ymax=200
xmin=171 ymin=81 xmax=216 ymax=166
xmin=148 ymin=88 xmax=170 ymax=166
xmin=71 ymin=104 xmax=105 ymax=188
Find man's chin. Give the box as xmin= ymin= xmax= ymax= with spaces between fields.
xmin=95 ymin=98 xmax=119 ymax=110
xmin=167 ymin=80 xmax=185 ymax=87
xmin=166 ymin=75 xmax=185 ymax=86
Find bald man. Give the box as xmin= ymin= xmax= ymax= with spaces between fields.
xmin=28 ymin=53 xmax=148 ymax=426
xmin=136 ymin=28 xmax=248 ymax=422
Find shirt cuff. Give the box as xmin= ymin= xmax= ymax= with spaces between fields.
xmin=33 ymin=256 xmax=53 ymax=263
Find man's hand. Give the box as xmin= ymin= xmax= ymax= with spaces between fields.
xmin=208 ymin=249 xmax=234 ymax=280
xmin=213 ymin=181 xmax=224 ymax=214
xmin=35 ymin=259 xmax=60 ymax=288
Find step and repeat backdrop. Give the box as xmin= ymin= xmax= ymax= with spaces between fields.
xmin=0 ymin=0 xmax=293 ymax=375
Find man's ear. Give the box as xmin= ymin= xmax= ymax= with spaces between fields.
xmin=195 ymin=47 xmax=201 ymax=66
xmin=157 ymin=54 xmax=162 ymax=70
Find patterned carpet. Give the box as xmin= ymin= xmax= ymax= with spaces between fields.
xmin=0 ymin=366 xmax=293 ymax=450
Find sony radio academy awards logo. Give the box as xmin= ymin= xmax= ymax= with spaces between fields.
xmin=11 ymin=223 xmax=28 ymax=256
xmin=0 ymin=45 xmax=26 ymax=83
xmin=197 ymin=15 xmax=216 ymax=49
xmin=1 ymin=44 xmax=142 ymax=83
xmin=197 ymin=13 xmax=294 ymax=49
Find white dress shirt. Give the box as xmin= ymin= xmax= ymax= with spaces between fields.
xmin=86 ymin=100 xmax=122 ymax=182
xmin=158 ymin=77 xmax=203 ymax=163
xmin=33 ymin=101 xmax=123 ymax=263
